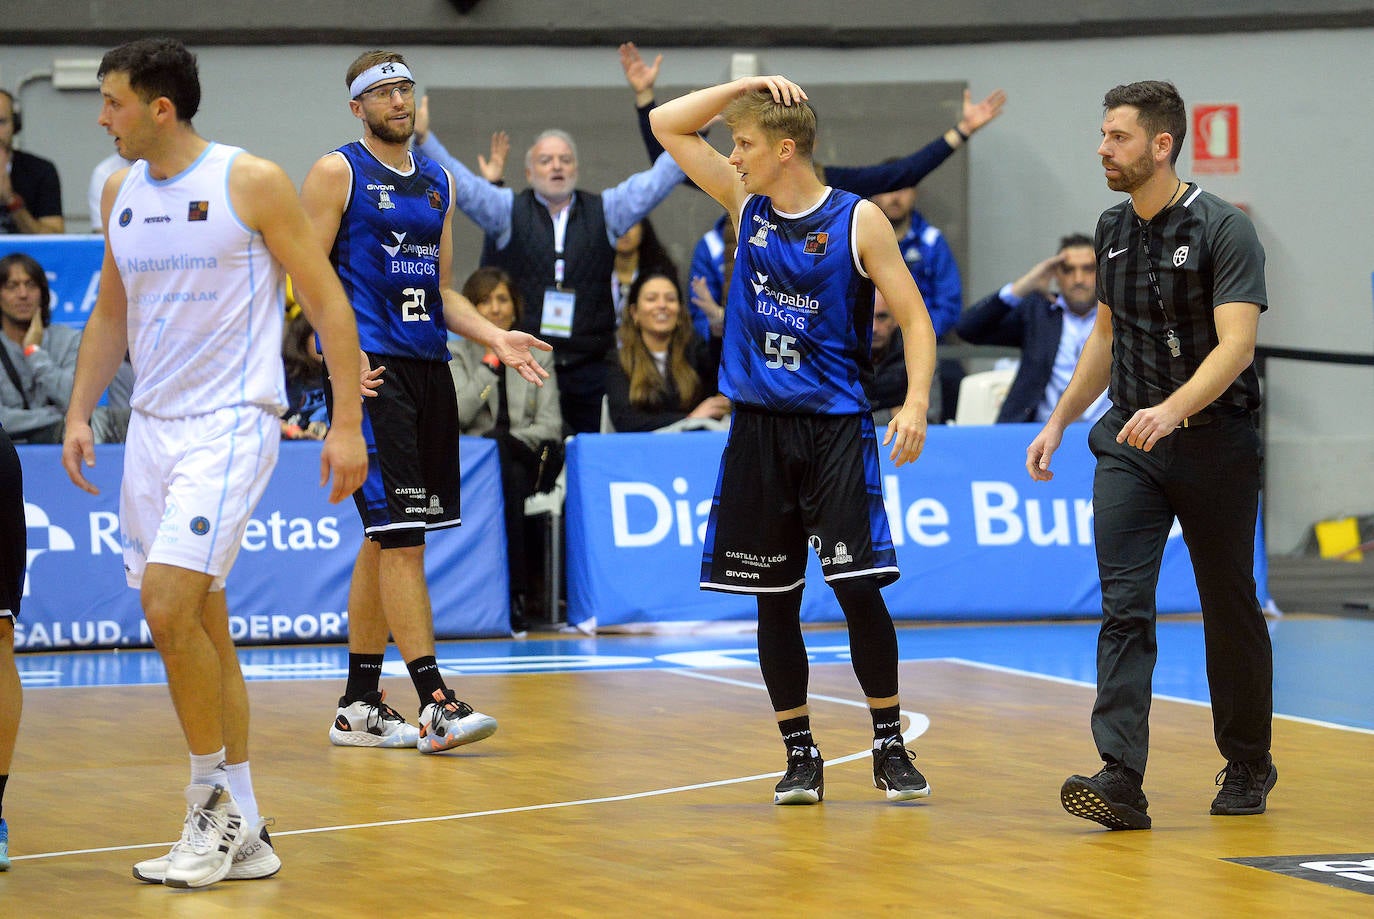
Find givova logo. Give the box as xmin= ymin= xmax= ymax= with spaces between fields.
xmin=23 ymin=502 xmax=76 ymax=596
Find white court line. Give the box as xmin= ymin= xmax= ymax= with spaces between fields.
xmin=943 ymin=656 xmax=1374 ymax=736
xmin=30 ymin=655 xmax=1354 ymax=864
xmin=11 ymin=667 xmax=931 ymax=864
xmin=668 ymin=667 xmax=932 ymax=748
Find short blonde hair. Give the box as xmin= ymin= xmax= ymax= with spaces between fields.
xmin=722 ymin=90 xmax=816 ymax=160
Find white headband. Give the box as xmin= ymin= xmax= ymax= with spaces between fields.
xmin=350 ymin=61 xmax=414 ymax=99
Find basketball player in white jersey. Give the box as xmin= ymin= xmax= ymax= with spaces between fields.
xmin=61 ymin=37 xmax=369 ymax=890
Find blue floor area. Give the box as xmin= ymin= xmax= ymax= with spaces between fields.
xmin=15 ymin=615 xmax=1374 ymax=732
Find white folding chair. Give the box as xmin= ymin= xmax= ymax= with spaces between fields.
xmin=953 ymin=367 xmax=1016 ymax=425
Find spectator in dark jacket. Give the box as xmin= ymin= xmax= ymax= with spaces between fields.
xmin=956 ymin=233 xmax=1110 ymax=424
xmin=606 ymin=270 xmax=728 ymax=432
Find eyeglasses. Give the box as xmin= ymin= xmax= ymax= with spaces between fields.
xmin=356 ymin=81 xmax=415 ymax=104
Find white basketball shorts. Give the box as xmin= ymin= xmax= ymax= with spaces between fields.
xmin=120 ymin=406 xmax=280 ymax=590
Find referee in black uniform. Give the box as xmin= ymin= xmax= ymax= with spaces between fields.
xmin=1026 ymin=80 xmax=1274 ymax=831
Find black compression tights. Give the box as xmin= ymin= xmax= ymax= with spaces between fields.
xmin=756 ymin=580 xmax=899 ymax=713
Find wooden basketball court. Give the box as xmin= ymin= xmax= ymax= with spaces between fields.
xmin=3 ymin=646 xmax=1371 ymax=916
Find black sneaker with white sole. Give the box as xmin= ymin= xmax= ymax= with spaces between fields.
xmin=773 ymin=746 xmax=824 ymax=805
xmin=872 ymin=736 xmax=931 ymax=801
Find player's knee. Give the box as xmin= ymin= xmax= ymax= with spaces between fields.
xmin=141 ymin=596 xmax=201 ymax=649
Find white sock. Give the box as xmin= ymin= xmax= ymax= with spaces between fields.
xmin=224 ymin=760 xmax=261 ymax=829
xmin=190 ymin=748 xmax=229 ymax=788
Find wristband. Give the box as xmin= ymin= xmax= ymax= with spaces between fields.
xmin=953 ymin=125 xmax=970 ymax=142
xmin=5 ymin=194 xmax=24 ymax=213
xmin=23 ymin=344 xmax=39 ymax=357
xmin=481 ymin=353 xmax=502 ymax=372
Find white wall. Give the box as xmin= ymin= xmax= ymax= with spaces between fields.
xmin=3 ymin=29 xmax=1371 ymax=550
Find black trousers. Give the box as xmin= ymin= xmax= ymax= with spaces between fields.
xmin=556 ymin=358 xmax=608 ymax=436
xmin=1088 ymin=407 xmax=1271 ymax=778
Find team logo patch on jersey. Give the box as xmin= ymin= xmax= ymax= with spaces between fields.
xmin=187 ymin=201 xmax=210 ymax=222
xmin=803 ymin=232 xmax=829 ymax=255
xmin=427 ymin=187 xmax=443 ymax=210
xmin=118 ymin=208 xmax=133 ymax=227
xmin=748 ymin=213 xmax=776 ymax=249
xmin=377 ymin=189 xmax=396 ymax=211
xmin=1172 ymin=245 xmax=1190 ymax=267
xmin=190 ymin=516 xmax=211 ymax=536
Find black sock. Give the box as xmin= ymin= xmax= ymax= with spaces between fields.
xmin=406 ymin=655 xmax=446 ymax=708
xmin=778 ymin=716 xmax=815 ymax=754
xmin=343 ymin=653 xmax=385 ymax=703
xmin=0 ymin=772 xmax=7 ymax=821
xmin=871 ymin=704 xmax=902 ymax=745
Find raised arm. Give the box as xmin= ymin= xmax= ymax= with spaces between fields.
xmin=620 ymin=41 xmax=661 ymax=110
xmin=621 ymin=42 xmax=670 ymax=164
xmin=825 ymin=88 xmax=1007 ymax=197
xmin=649 ymin=77 xmax=807 ymax=211
xmin=412 ymin=96 xmax=516 ymax=242
xmin=599 ymin=152 xmax=684 ymax=240
xmin=434 ymin=172 xmax=552 ymax=386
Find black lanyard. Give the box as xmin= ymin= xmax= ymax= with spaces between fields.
xmin=1135 ymin=180 xmax=1185 ymax=359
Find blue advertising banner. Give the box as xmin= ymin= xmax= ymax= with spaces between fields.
xmin=565 ymin=424 xmax=1270 ymax=629
xmin=15 ymin=437 xmax=508 ymax=650
xmin=0 ymin=235 xmax=104 ymax=328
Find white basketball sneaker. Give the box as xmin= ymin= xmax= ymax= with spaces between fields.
xmin=417 ymin=689 xmax=498 ymax=753
xmin=330 ymin=690 xmax=420 ymax=748
xmin=159 ymin=784 xmax=248 ymax=889
xmin=134 ymin=817 xmax=280 ymax=884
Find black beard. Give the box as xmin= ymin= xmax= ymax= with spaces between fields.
xmin=1105 ymin=150 xmax=1154 ymax=193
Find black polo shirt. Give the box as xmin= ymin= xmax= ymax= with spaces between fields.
xmin=0 ymin=149 xmax=63 ymax=233
xmin=1095 ymin=182 xmax=1267 ymax=415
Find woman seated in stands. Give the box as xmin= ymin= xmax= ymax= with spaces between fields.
xmin=605 ymin=270 xmax=729 ymax=432
xmin=612 ymin=217 xmax=678 ymax=322
xmin=450 ymin=267 xmax=562 ymax=634
xmin=280 ymin=286 xmax=329 ymax=440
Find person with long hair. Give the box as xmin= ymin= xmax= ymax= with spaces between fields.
xmin=450 ymin=267 xmax=562 ymax=632
xmin=280 ymin=280 xmax=328 ymax=440
xmin=606 ymin=270 xmax=727 ymax=432
xmin=612 ymin=217 xmax=678 ymax=322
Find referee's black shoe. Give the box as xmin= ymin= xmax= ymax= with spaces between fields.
xmin=773 ymin=746 xmax=824 ymax=805
xmin=1061 ymin=764 xmax=1151 ymax=830
xmin=872 ymin=736 xmax=931 ymax=801
xmin=1211 ymin=753 xmax=1277 ymax=816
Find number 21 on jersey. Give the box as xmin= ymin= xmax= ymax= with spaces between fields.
xmin=764 ymin=332 xmax=801 ymax=371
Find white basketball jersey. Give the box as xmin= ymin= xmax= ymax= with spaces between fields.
xmin=109 ymin=143 xmax=286 ymax=418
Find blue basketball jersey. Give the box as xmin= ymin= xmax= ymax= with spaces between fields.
xmin=719 ymin=189 xmax=875 ymax=414
xmin=331 ymin=142 xmax=451 ymax=360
